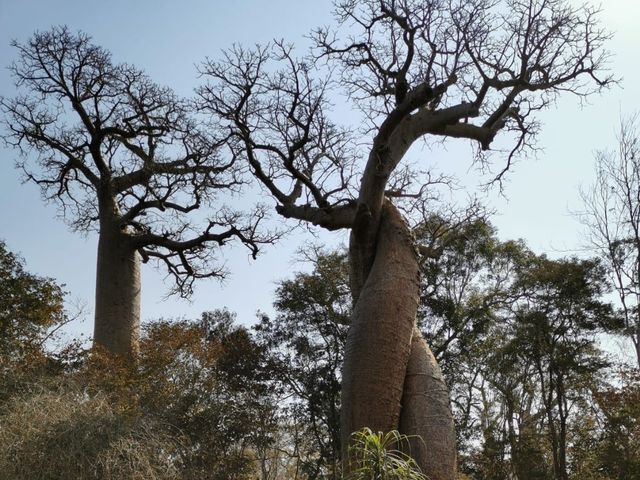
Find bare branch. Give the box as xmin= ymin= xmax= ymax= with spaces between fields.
xmin=197 ymin=42 xmax=358 ymax=229
xmin=137 ymin=206 xmax=279 ymax=296
xmin=2 ymin=27 xmax=272 ymax=296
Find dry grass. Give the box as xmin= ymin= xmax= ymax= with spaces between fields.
xmin=0 ymin=387 xmax=184 ymax=480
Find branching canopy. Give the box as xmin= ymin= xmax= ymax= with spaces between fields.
xmin=198 ymin=41 xmax=360 ymax=231
xmin=1 ymin=27 xmax=274 ymax=296
xmin=199 ymin=0 xmax=613 ymax=234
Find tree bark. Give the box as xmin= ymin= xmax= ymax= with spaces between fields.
xmin=399 ymin=328 xmax=457 ymax=480
xmin=342 ymin=202 xmax=419 ymax=440
xmin=93 ymin=223 xmax=141 ymax=358
xmin=342 ymin=200 xmax=456 ymax=479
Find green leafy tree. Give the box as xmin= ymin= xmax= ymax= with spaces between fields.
xmin=0 ymin=241 xmax=67 ymax=352
xmin=593 ymin=368 xmax=640 ymax=479
xmin=256 ymin=251 xmax=350 ymax=479
xmin=487 ymin=254 xmax=615 ymax=480
xmin=0 ymin=240 xmax=71 ymax=403
xmin=415 ymin=220 xmax=619 ymax=478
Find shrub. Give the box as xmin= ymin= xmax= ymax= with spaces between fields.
xmin=346 ymin=428 xmax=427 ymax=480
xmin=0 ymin=387 xmax=184 ymax=480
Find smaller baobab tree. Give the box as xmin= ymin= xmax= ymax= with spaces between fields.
xmin=580 ymin=114 xmax=640 ymax=368
xmin=1 ymin=27 xmax=270 ymax=358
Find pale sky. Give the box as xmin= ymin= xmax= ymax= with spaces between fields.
xmin=1 ymin=0 xmax=639 ymax=344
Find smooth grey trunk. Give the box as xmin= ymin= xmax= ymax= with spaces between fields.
xmin=93 ymin=223 xmax=141 ymax=357
xmin=342 ymin=201 xmax=456 ymax=479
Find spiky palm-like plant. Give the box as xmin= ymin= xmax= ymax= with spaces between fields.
xmin=346 ymin=428 xmax=427 ymax=480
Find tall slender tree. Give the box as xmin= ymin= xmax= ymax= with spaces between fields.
xmin=580 ymin=114 xmax=640 ymax=368
xmin=495 ymin=255 xmax=614 ymax=480
xmin=200 ymin=1 xmax=612 ymax=477
xmin=1 ymin=28 xmax=270 ymax=357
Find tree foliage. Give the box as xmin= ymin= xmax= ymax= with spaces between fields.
xmin=0 ymin=241 xmax=72 ymax=404
xmin=0 ymin=240 xmax=67 ymax=352
xmin=256 ymin=251 xmax=350 ymax=478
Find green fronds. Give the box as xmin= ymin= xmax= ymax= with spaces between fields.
xmin=346 ymin=428 xmax=427 ymax=480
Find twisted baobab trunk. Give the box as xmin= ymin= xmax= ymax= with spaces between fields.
xmin=400 ymin=328 xmax=457 ymax=479
xmin=342 ymin=201 xmax=456 ymax=479
xmin=93 ymin=219 xmax=141 ymax=358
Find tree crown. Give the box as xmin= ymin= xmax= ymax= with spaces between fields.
xmin=2 ymin=27 xmax=274 ymax=296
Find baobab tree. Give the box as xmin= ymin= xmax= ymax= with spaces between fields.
xmin=201 ymin=0 xmax=612 ymax=478
xmin=1 ymin=27 xmax=269 ymax=358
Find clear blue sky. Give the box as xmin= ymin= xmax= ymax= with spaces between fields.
xmin=1 ymin=0 xmax=639 ymax=346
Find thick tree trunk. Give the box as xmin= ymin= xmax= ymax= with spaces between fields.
xmin=93 ymin=223 xmax=141 ymax=357
xmin=342 ymin=201 xmax=456 ymax=479
xmin=399 ymin=328 xmax=457 ymax=480
xmin=342 ymin=202 xmax=419 ymax=439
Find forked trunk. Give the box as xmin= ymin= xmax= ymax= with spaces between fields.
xmin=342 ymin=202 xmax=420 ymax=437
xmin=342 ymin=201 xmax=456 ymax=479
xmin=93 ymin=224 xmax=141 ymax=358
